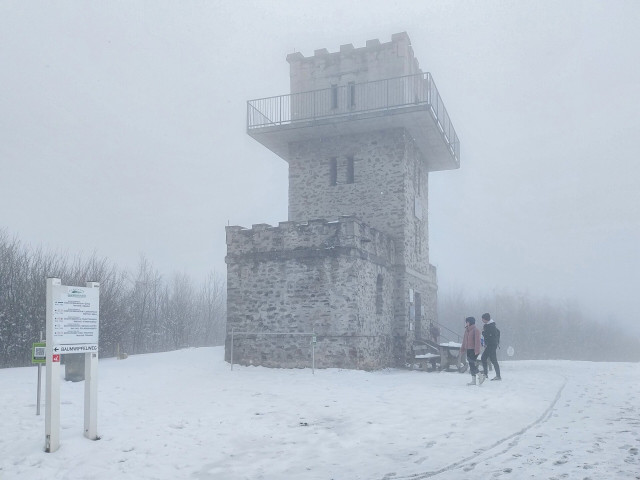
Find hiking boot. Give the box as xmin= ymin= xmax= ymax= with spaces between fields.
xmin=478 ymin=373 xmax=486 ymax=385
xmin=467 ymin=376 xmax=476 ymax=386
xmin=491 ymin=376 xmax=502 ymax=381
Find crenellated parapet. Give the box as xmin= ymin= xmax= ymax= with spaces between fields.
xmin=226 ymin=216 xmax=397 ymax=267
xmin=286 ymin=32 xmax=422 ymax=94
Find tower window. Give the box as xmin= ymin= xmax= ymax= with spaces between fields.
xmin=348 ymin=82 xmax=356 ymax=107
xmin=331 ymin=84 xmax=338 ymax=109
xmin=376 ymin=274 xmax=383 ymax=314
xmin=329 ymin=157 xmax=337 ymax=186
xmin=346 ymin=156 xmax=355 ymax=184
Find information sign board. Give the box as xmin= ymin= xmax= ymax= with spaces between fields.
xmin=51 ymin=285 xmax=100 ymax=347
xmin=45 ymin=279 xmax=100 ymax=453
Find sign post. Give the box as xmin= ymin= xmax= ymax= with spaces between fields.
xmin=45 ymin=278 xmax=100 ymax=453
xmin=45 ymin=279 xmax=61 ymax=452
xmin=83 ymin=282 xmax=99 ymax=440
xmin=32 ymin=338 xmax=46 ymax=415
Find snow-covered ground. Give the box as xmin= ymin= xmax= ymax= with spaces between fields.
xmin=1 ymin=347 xmax=638 ymax=480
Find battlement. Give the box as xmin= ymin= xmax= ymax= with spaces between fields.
xmin=226 ymin=216 xmax=396 ymax=264
xmin=286 ymin=32 xmax=421 ymax=94
xmin=286 ymin=32 xmax=412 ymax=62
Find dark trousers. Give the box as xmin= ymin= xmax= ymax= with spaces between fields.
xmin=481 ymin=345 xmax=501 ymax=377
xmin=467 ymin=349 xmax=479 ymax=376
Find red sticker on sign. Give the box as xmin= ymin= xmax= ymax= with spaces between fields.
xmin=52 ymin=354 xmax=60 ymax=362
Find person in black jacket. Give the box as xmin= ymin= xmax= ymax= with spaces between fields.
xmin=479 ymin=312 xmax=501 ymax=381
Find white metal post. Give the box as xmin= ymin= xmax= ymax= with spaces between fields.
xmin=36 ymin=331 xmax=43 ymax=416
xmin=84 ymin=351 xmax=99 ymax=439
xmin=36 ymin=363 xmax=42 ymax=415
xmin=84 ymin=281 xmax=99 ymax=439
xmin=45 ymin=278 xmax=61 ymax=453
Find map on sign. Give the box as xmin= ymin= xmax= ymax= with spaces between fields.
xmin=51 ymin=285 xmax=100 ymax=346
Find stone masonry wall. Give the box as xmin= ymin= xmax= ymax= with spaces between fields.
xmin=288 ymin=128 xmax=432 ymax=274
xmin=289 ymin=128 xmax=405 ymax=250
xmin=393 ymin=268 xmax=438 ymax=365
xmin=286 ymin=126 xmax=437 ymax=365
xmin=393 ymin=131 xmax=437 ymax=361
xmin=225 ymin=217 xmax=397 ymax=369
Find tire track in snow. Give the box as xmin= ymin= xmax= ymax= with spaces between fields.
xmin=381 ymin=375 xmax=568 ymax=480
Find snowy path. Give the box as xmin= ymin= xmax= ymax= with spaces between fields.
xmin=384 ymin=371 xmax=567 ymax=479
xmin=0 ymin=348 xmax=638 ymax=480
xmin=390 ymin=363 xmax=640 ymax=480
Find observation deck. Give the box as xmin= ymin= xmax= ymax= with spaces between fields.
xmin=247 ymin=73 xmax=460 ymax=172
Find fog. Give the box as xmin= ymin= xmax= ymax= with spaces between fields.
xmin=1 ymin=1 xmax=638 ymax=334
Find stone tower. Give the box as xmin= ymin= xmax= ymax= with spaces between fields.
xmin=225 ymin=32 xmax=459 ymax=369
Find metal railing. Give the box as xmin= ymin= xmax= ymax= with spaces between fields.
xmin=436 ymin=321 xmax=462 ymax=343
xmin=247 ymin=73 xmax=460 ymax=162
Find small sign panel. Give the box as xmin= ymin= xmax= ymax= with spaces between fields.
xmin=32 ymin=342 xmax=46 ymax=364
xmin=53 ymin=344 xmax=99 ymax=354
xmin=414 ymin=197 xmax=423 ymax=220
xmin=51 ymin=285 xmax=100 ymax=346
xmin=52 ymin=354 xmax=60 ymax=363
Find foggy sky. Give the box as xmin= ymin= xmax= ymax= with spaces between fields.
xmin=1 ymin=1 xmax=639 ymax=333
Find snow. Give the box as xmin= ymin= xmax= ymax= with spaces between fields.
xmin=414 ymin=353 xmax=439 ymax=359
xmin=1 ymin=347 xmax=638 ymax=479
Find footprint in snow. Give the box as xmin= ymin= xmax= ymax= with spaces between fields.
xmin=462 ymin=462 xmax=476 ymax=472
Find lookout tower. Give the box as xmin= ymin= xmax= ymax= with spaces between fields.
xmin=226 ymin=32 xmax=459 ymax=369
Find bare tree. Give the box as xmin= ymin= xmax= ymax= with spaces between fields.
xmin=128 ymin=255 xmax=163 ymax=354
xmin=193 ymin=271 xmax=226 ymax=347
xmin=438 ymin=286 xmax=640 ymax=362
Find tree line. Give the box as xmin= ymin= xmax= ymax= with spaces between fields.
xmin=0 ymin=229 xmax=226 ymax=368
xmin=437 ymin=286 xmax=640 ymax=362
xmin=3 ymin=226 xmax=638 ymax=368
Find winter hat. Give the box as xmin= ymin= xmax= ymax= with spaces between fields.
xmin=465 ymin=316 xmax=476 ymax=325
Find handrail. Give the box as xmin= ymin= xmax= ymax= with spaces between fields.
xmin=247 ymin=72 xmax=459 ymax=163
xmin=435 ymin=320 xmax=461 ymax=343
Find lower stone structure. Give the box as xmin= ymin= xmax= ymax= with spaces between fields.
xmin=225 ymin=216 xmax=437 ymax=369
